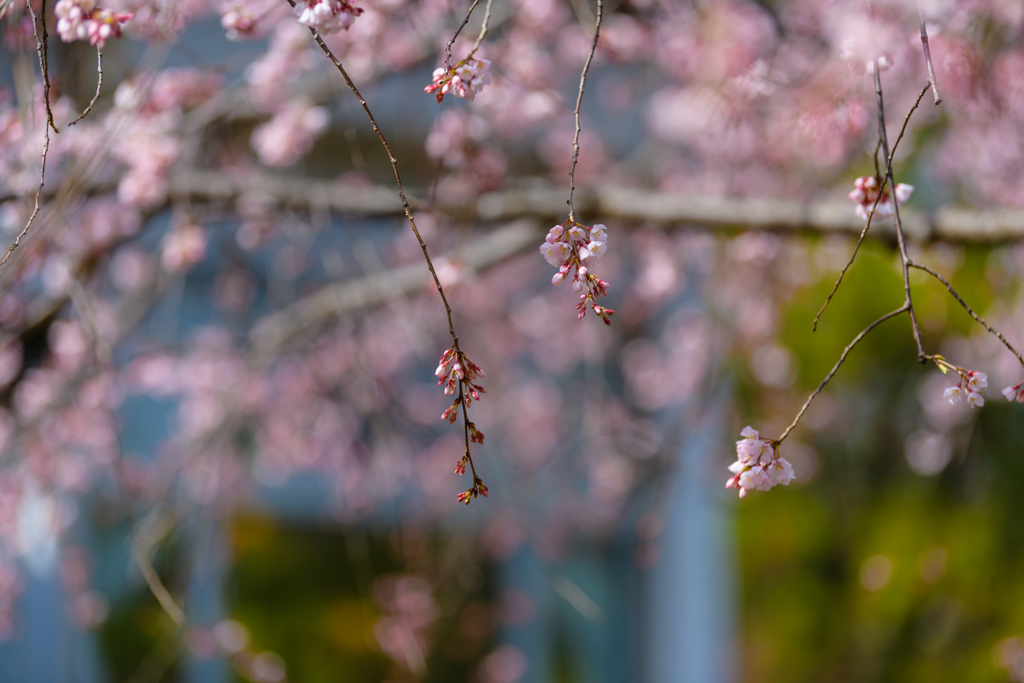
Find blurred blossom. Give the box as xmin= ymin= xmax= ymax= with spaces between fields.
xmin=498 ymin=589 xmax=536 ymax=626
xmin=111 ymin=246 xmax=155 ymax=291
xmin=161 ymin=223 xmax=208 ymax=272
xmin=904 ymin=430 xmax=954 ymax=476
xmin=995 ymin=636 xmax=1024 ymax=682
xmin=235 ymin=651 xmax=286 ymax=683
xmin=919 ymin=547 xmax=947 ymax=584
xmin=67 ymin=590 xmax=109 ymax=630
xmin=750 ymin=344 xmax=796 ymax=388
xmin=859 ymin=554 xmax=894 ymax=592
xmin=213 ymin=619 xmax=251 ymax=653
xmin=478 ymin=645 xmax=528 ymax=683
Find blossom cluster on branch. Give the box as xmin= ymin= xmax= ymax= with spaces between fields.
xmin=54 ymin=0 xmax=132 ymax=48
xmin=726 ymin=427 xmax=795 ymax=498
xmin=540 ymin=221 xmax=614 ymax=324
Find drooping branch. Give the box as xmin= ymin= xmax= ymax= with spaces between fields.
xmin=444 ymin=0 xmax=481 ymax=70
xmin=2 ymin=0 xmax=55 ymax=269
xmin=918 ymin=2 xmax=942 ymax=105
xmin=287 ymin=0 xmax=489 ymax=497
xmin=567 ymin=0 xmax=602 ymax=222
xmin=69 ymin=48 xmax=103 ymax=127
xmin=814 ymin=84 xmax=930 ymax=331
xmin=775 ymin=306 xmax=908 ymax=444
xmin=908 ymin=260 xmax=1024 ymax=369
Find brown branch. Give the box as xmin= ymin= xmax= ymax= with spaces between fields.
xmin=287 ymin=1 xmax=458 ymax=345
xmin=69 ymin=48 xmax=103 ymax=127
xmin=156 ymin=169 xmax=1024 ymax=242
xmin=467 ymin=0 xmax=493 ymax=58
xmin=284 ymin=0 xmax=486 ymax=485
xmin=444 ymin=0 xmax=481 ymax=70
xmin=567 ymin=0 xmax=602 ymax=222
xmin=35 ymin=0 xmax=58 ymax=134
xmin=775 ymin=306 xmax=908 ymax=444
xmin=813 ymin=84 xmax=930 ymax=331
xmin=918 ymin=3 xmax=942 ymax=105
xmin=250 ymin=219 xmax=539 ymax=357
xmin=445 ymin=0 xmax=481 ymax=71
xmin=908 ymin=260 xmax=1024 ymax=368
xmin=2 ymin=0 xmax=55 ymax=269
xmin=874 ymin=61 xmax=926 ymax=361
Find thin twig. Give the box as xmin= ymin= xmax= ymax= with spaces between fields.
xmin=467 ymin=0 xmax=493 ymax=58
xmin=813 ymin=85 xmax=929 ymax=330
xmin=132 ymin=513 xmax=186 ymax=627
xmin=776 ymin=306 xmax=908 ymax=444
xmin=444 ymin=0 xmax=481 ymax=71
xmin=918 ymin=3 xmax=942 ymax=105
xmin=567 ymin=0 xmax=603 ymax=222
xmin=2 ymin=0 xmax=54 ymax=269
xmin=69 ymin=48 xmax=103 ymax=127
xmin=874 ymin=61 xmax=926 ymax=361
xmin=286 ymin=0 xmax=484 ymax=482
xmin=35 ymin=0 xmax=58 ymax=134
xmin=908 ymin=260 xmax=1024 ymax=368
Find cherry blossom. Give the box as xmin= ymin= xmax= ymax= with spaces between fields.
xmin=54 ymin=0 xmax=133 ymax=48
xmin=937 ymin=360 xmax=987 ymax=409
xmin=540 ymin=221 xmax=614 ymax=324
xmin=425 ymin=58 xmax=493 ymax=103
xmin=726 ymin=426 xmax=795 ymax=498
xmin=294 ymin=0 xmax=363 ymax=35
xmin=848 ymin=176 xmax=914 ymax=220
xmin=1003 ymin=382 xmax=1024 ymax=403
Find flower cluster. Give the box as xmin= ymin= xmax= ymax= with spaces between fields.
xmin=294 ymin=0 xmax=363 ymax=34
xmin=55 ymin=0 xmax=133 ymax=49
xmin=425 ymin=58 xmax=492 ymax=103
xmin=848 ymin=176 xmax=914 ymax=220
xmin=456 ymin=478 xmax=488 ymax=505
xmin=725 ymin=427 xmax=795 ymax=498
xmin=942 ymin=367 xmax=987 ymax=408
xmin=436 ymin=346 xmax=488 ymax=504
xmin=541 ymin=221 xmax=614 ymax=324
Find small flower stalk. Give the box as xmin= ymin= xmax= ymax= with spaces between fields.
xmin=425 ymin=58 xmax=492 ymax=102
xmin=726 ymin=427 xmax=795 ymax=498
xmin=934 ymin=357 xmax=986 ymax=408
xmin=848 ymin=175 xmax=914 ymax=220
xmin=436 ymin=345 xmax=488 ymax=505
xmin=540 ymin=220 xmax=614 ymax=325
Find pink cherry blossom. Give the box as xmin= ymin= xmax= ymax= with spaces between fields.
xmin=294 ymin=0 xmax=363 ymax=34
xmin=425 ymin=59 xmax=493 ymax=103
xmin=726 ymin=426 xmax=795 ymax=498
xmin=848 ymin=176 xmax=915 ymax=220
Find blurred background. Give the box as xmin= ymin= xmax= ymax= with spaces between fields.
xmin=2 ymin=0 xmax=1024 ymax=681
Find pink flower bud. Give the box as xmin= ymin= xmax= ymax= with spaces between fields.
xmin=552 ymin=272 xmax=565 ymax=286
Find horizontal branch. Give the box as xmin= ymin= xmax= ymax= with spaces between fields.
xmin=169 ymin=170 xmax=1024 ymax=244
xmin=250 ymin=219 xmax=540 ymax=357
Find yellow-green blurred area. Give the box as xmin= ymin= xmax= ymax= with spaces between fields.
xmin=735 ymin=240 xmax=1024 ymax=682
xmin=99 ymin=517 xmax=499 ymax=683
